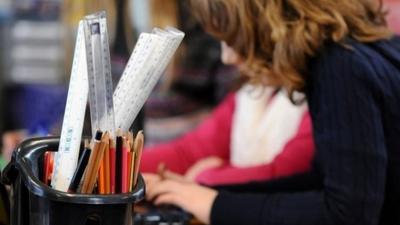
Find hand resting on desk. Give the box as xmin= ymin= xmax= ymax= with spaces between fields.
xmin=143 ymin=159 xmax=222 ymax=225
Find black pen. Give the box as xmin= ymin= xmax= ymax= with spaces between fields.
xmin=115 ymin=133 xmax=123 ymax=193
xmin=68 ymin=139 xmax=92 ymax=193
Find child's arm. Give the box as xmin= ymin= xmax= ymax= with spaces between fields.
xmin=141 ymin=93 xmax=236 ymax=174
xmin=196 ymin=113 xmax=314 ymax=186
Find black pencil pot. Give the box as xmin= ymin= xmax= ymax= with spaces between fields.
xmin=1 ymin=137 xmax=145 ymax=225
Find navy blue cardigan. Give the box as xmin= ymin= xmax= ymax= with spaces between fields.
xmin=211 ymin=37 xmax=400 ymax=225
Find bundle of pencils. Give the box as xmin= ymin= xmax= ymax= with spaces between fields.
xmin=64 ymin=130 xmax=144 ymax=194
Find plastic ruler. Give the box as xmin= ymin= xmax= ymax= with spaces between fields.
xmin=51 ymin=21 xmax=89 ymax=192
xmin=51 ymin=11 xmax=183 ymax=191
xmin=84 ymin=11 xmax=115 ymax=137
xmin=113 ymin=28 xmax=184 ymax=132
xmin=51 ymin=11 xmax=116 ymax=192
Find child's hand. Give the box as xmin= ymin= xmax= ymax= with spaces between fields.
xmin=185 ymin=157 xmax=224 ymax=182
xmin=147 ymin=179 xmax=218 ymax=225
xmin=143 ymin=169 xmax=188 ymax=201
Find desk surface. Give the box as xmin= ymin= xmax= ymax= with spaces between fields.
xmin=134 ymin=204 xmax=205 ymax=225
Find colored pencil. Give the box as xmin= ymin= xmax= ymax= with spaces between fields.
xmin=133 ymin=130 xmax=144 ymax=187
xmin=68 ymin=140 xmax=91 ymax=193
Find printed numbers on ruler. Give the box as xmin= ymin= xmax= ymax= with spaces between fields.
xmin=84 ymin=11 xmax=115 ymax=137
xmin=51 ymin=21 xmax=89 ymax=192
xmin=145 ymin=27 xmax=184 ymax=89
xmin=113 ymin=29 xmax=184 ymax=132
xmin=114 ymin=33 xmax=163 ymax=132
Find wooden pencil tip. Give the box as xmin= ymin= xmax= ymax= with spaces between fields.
xmin=84 ymin=139 xmax=90 ymax=148
xmin=116 ymin=128 xmax=122 ymax=137
xmin=136 ymin=130 xmax=144 ymax=142
xmin=102 ymin=131 xmax=110 ymax=140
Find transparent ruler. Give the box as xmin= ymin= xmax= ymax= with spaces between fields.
xmin=84 ymin=11 xmax=115 ymax=137
xmin=51 ymin=11 xmax=116 ymax=192
xmin=51 ymin=21 xmax=89 ymax=191
xmin=114 ymin=28 xmax=184 ymax=132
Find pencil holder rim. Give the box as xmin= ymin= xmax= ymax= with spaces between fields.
xmin=4 ymin=136 xmax=145 ymax=205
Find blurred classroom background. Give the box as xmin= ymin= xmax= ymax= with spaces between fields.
xmin=0 ymin=0 xmax=399 ymax=169
xmin=0 ymin=0 xmax=240 ymax=168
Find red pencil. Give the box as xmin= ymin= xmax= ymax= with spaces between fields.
xmin=48 ymin=152 xmax=54 ymax=185
xmin=43 ymin=152 xmax=49 ymax=184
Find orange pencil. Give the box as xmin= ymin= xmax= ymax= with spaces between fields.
xmin=81 ymin=141 xmax=100 ymax=193
xmin=88 ymin=133 xmax=109 ymax=194
xmin=129 ymin=151 xmax=135 ymax=192
xmin=81 ymin=131 xmax=109 ymax=194
xmin=98 ymin=161 xmax=105 ymax=194
xmin=104 ymin=141 xmax=111 ymax=194
xmin=81 ymin=131 xmax=102 ymax=193
xmin=98 ymin=140 xmax=110 ymax=194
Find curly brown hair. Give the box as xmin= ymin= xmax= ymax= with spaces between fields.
xmin=190 ymin=0 xmax=392 ymax=97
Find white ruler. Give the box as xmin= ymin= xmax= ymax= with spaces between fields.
xmin=84 ymin=11 xmax=115 ymax=137
xmin=51 ymin=10 xmax=184 ymax=191
xmin=114 ymin=28 xmax=184 ymax=132
xmin=113 ymin=33 xmax=163 ymax=132
xmin=51 ymin=21 xmax=88 ymax=191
